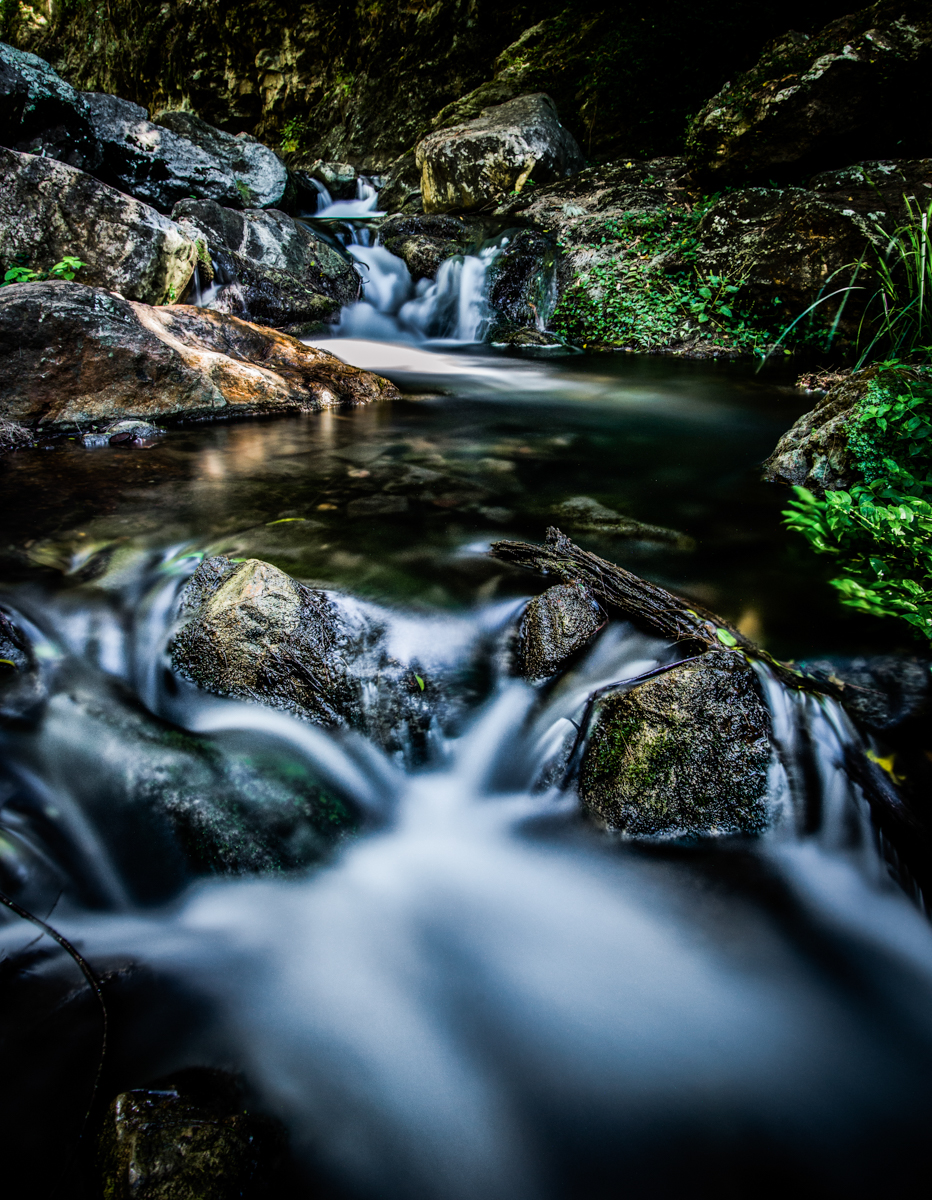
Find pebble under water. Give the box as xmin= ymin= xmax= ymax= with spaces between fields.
xmin=1 ymin=350 xmax=931 ymax=1197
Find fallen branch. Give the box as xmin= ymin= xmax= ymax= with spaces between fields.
xmin=490 ymin=526 xmax=840 ymax=696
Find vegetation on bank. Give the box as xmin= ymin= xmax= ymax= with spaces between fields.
xmin=784 ymin=199 xmax=932 ymax=643
xmin=550 ymin=204 xmax=778 ymax=355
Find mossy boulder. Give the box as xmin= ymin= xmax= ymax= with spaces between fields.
xmin=415 ymin=94 xmax=583 ymax=214
xmin=685 ymin=0 xmax=932 ymax=185
xmin=99 ymin=1070 xmax=283 ymax=1200
xmin=579 ymin=652 xmax=772 ymax=837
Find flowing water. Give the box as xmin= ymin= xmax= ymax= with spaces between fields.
xmin=1 ymin=207 xmax=931 ymax=1196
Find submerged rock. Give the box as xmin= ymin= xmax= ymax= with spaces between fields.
xmin=0 ymin=282 xmax=397 ymax=429
xmin=171 ymin=557 xmax=360 ymax=726
xmin=81 ymin=91 xmax=286 ymax=212
xmin=99 ymin=1069 xmax=283 ymax=1200
xmin=579 ymin=652 xmax=772 ymax=837
xmin=685 ymin=2 xmax=932 ymax=184
xmin=0 ymin=146 xmax=198 ymax=306
xmin=0 ymin=608 xmax=44 ymax=721
xmin=415 ymin=93 xmax=584 ymax=214
xmin=172 ymin=198 xmax=359 ymax=328
xmin=551 ymin=496 xmax=692 ymax=548
xmin=517 ymin=583 xmax=603 ymax=680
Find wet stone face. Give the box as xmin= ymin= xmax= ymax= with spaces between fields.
xmin=579 ymin=651 xmax=773 ymax=837
xmin=517 ymin=582 xmax=604 ymax=680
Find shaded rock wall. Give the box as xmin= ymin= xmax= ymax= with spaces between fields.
xmin=5 ymin=0 xmax=857 ymax=165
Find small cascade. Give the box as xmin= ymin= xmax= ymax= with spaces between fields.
xmin=336 ymin=237 xmax=505 ymax=343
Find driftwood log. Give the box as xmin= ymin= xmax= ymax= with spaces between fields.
xmin=490 ymin=526 xmax=838 ymax=697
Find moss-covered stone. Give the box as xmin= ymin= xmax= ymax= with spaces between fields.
xmin=685 ymin=0 xmax=932 ymax=184
xmin=579 ymin=652 xmax=772 ymax=837
xmin=99 ymin=1069 xmax=283 ymax=1200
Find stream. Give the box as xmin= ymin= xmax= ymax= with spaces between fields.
xmin=2 ymin=206 xmax=932 ymax=1196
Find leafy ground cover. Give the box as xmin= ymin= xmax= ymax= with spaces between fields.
xmin=549 ymin=205 xmax=776 ymax=354
xmin=786 ymin=369 xmax=932 ymax=643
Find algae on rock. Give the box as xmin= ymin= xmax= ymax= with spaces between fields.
xmin=579 ymin=652 xmax=772 ymax=837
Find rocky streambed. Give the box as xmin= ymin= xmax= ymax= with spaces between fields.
xmin=2 ymin=5 xmax=932 ymax=1198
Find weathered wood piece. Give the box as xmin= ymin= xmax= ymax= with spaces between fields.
xmin=489 ymin=526 xmax=834 ymax=695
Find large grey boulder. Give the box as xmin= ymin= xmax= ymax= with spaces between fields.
xmin=415 ymin=93 xmax=584 ymax=214
xmin=0 ymin=40 xmax=97 ymax=168
xmin=0 ymin=282 xmax=398 ymax=429
xmin=0 ymin=147 xmax=197 ymax=306
xmin=172 ymin=556 xmax=360 ymax=727
xmin=155 ymin=110 xmax=288 ymax=207
xmin=172 ymin=199 xmax=359 ymax=328
xmin=685 ymin=2 xmax=932 ymax=184
xmin=80 ymin=91 xmax=285 ymax=213
xmin=579 ymin=652 xmax=772 ymax=838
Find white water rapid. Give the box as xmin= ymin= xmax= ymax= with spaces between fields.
xmin=3 ymin=553 xmax=932 ymax=1196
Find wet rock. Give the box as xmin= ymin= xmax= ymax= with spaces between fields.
xmin=171 ymin=557 xmax=361 ymax=726
xmin=379 ymin=214 xmax=481 ymax=280
xmin=487 ymin=324 xmax=563 ymax=347
xmin=18 ymin=675 xmax=356 ymax=885
xmin=155 ymin=109 xmax=288 ymax=208
xmin=170 ymin=556 xmax=490 ymax=761
xmin=0 ymin=40 xmax=98 ymax=168
xmin=99 ymin=1069 xmax=283 ymax=1200
xmin=172 ymin=199 xmax=358 ymax=328
xmin=80 ymin=419 xmax=165 ymax=447
xmin=802 ymin=655 xmax=932 ymax=739
xmin=762 ymin=370 xmax=874 ymax=492
xmin=579 ymin=652 xmax=772 ymax=837
xmin=488 ymin=227 xmax=556 ymax=328
xmin=0 ymin=282 xmax=398 ymax=429
xmin=81 ymin=91 xmax=279 ymax=213
xmin=552 ymin=496 xmax=692 ymax=548
xmin=0 ymin=608 xmax=44 ymax=721
xmin=689 ymin=187 xmax=885 ymax=331
xmin=291 ymin=158 xmax=357 ymax=200
xmin=0 ymin=146 xmax=198 ymax=306
xmin=517 ymin=583 xmax=603 ymax=680
xmin=415 ymin=93 xmax=584 ymax=214
xmin=685 ymin=2 xmax=932 ymax=185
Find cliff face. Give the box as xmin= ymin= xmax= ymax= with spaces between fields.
xmin=5 ymin=0 xmax=856 ymax=167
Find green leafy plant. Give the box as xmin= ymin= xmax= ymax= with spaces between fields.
xmin=550 ymin=207 xmax=773 ymax=353
xmin=2 ymin=256 xmax=87 ymax=286
xmin=784 ymin=372 xmax=932 ymax=642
